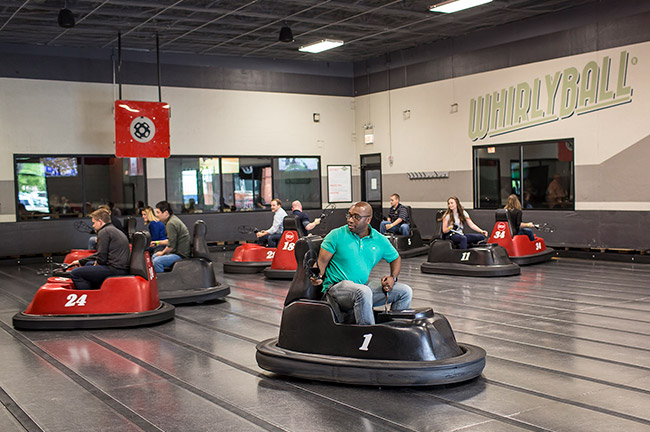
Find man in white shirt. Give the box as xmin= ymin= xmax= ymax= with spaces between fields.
xmin=256 ymin=198 xmax=287 ymax=247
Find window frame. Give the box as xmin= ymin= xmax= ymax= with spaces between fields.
xmin=164 ymin=154 xmax=322 ymax=214
xmin=472 ymin=138 xmax=575 ymax=210
xmin=14 ymin=154 xmax=148 ymax=221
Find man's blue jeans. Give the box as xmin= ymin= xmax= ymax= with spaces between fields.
xmin=153 ymin=253 xmax=182 ymax=273
xmin=380 ymin=221 xmax=410 ymax=236
xmin=327 ymin=279 xmax=413 ymax=325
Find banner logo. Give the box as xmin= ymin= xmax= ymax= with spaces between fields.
xmin=468 ymin=50 xmax=634 ymax=141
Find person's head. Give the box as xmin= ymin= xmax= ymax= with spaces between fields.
xmin=155 ymin=201 xmax=173 ymax=222
xmin=270 ymin=198 xmax=283 ymax=212
xmin=505 ymin=194 xmax=522 ymax=211
xmin=389 ymin=193 xmax=400 ymax=208
xmin=291 ymin=200 xmax=302 ymax=211
xmin=90 ymin=208 xmax=110 ymax=231
xmin=444 ymin=196 xmax=466 ymax=224
xmin=141 ymin=206 xmax=158 ymax=223
xmin=107 ymin=201 xmax=115 ymax=210
xmin=346 ymin=202 xmax=372 ymax=236
xmin=188 ymin=198 xmax=195 ymax=207
xmin=97 ymin=204 xmax=111 ymax=215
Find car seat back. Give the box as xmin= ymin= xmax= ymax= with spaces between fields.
xmin=283 ymin=215 xmax=306 ymax=237
xmin=432 ymin=210 xmax=445 ymax=240
xmin=284 ymin=236 xmax=324 ymax=306
xmin=405 ymin=206 xmax=415 ymax=232
xmin=130 ymin=231 xmax=151 ymax=280
xmin=125 ymin=216 xmax=137 ymax=241
xmin=192 ymin=220 xmax=211 ymax=261
xmin=495 ymin=209 xmax=517 ymax=237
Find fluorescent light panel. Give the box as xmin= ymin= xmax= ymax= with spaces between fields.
xmin=299 ymin=39 xmax=344 ymax=53
xmin=429 ymin=0 xmax=492 ymax=14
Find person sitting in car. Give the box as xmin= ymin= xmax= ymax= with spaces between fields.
xmin=380 ymin=193 xmax=410 ymax=236
xmin=310 ymin=201 xmax=412 ymax=325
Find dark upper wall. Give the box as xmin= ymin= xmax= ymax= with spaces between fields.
xmin=0 ymin=42 xmax=354 ymax=97
xmin=3 ymin=0 xmax=650 ymax=98
xmin=353 ymin=0 xmax=650 ymax=95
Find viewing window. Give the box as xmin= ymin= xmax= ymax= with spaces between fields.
xmin=15 ymin=155 xmax=146 ymax=221
xmin=165 ymin=155 xmax=321 ymax=213
xmin=473 ymin=139 xmax=574 ymax=210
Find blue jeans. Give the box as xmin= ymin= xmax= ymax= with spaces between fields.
xmin=517 ymin=227 xmax=536 ymax=241
xmin=380 ymin=221 xmax=410 ymax=236
xmin=153 ymin=253 xmax=182 ymax=273
xmin=70 ymin=262 xmax=128 ymax=290
xmin=88 ymin=235 xmax=97 ymax=250
xmin=327 ymin=280 xmax=413 ymax=325
xmin=448 ymin=232 xmax=485 ymax=249
xmin=258 ymin=233 xmax=282 ymax=247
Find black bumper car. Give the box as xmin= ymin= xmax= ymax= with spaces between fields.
xmin=488 ymin=209 xmax=554 ymax=265
xmin=420 ymin=211 xmax=520 ymax=277
xmin=13 ymin=231 xmax=175 ymax=330
xmin=256 ymin=237 xmax=486 ymax=386
xmin=156 ymin=220 xmax=230 ymax=305
xmin=385 ymin=206 xmax=429 ymax=258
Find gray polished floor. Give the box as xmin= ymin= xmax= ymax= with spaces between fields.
xmin=1 ymin=254 xmax=649 ymax=432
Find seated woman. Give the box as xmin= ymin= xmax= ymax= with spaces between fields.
xmin=505 ymin=194 xmax=535 ymax=241
xmin=441 ymin=196 xmax=488 ymax=249
xmin=141 ymin=206 xmax=167 ymax=254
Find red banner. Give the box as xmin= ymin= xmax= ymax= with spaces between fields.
xmin=115 ymin=100 xmax=170 ymax=158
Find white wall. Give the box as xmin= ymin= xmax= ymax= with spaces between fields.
xmin=355 ymin=41 xmax=650 ymax=210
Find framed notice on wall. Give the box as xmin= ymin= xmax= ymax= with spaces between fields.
xmin=327 ymin=165 xmax=352 ymax=203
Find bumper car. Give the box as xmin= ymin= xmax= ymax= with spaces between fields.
xmin=223 ymin=225 xmax=275 ymax=274
xmin=13 ymin=231 xmax=175 ymax=330
xmin=420 ymin=211 xmax=520 ymax=277
xmin=256 ymin=237 xmax=487 ymax=386
xmin=488 ymin=209 xmax=554 ymax=265
xmin=385 ymin=206 xmax=429 ymax=258
xmin=156 ymin=220 xmax=230 ymax=305
xmin=264 ymin=216 xmax=305 ymax=280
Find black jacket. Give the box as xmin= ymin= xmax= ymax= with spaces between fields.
xmin=80 ymin=223 xmax=130 ymax=270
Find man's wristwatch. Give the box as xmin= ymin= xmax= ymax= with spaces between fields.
xmin=391 ymin=275 xmax=398 ymax=282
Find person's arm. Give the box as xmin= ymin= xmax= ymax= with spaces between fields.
xmin=155 ymin=224 xmax=176 ymax=256
xmin=466 ymin=217 xmax=488 ymax=237
xmin=305 ymin=218 xmax=321 ymax=231
xmin=381 ymin=257 xmax=402 ymax=291
xmin=310 ymin=248 xmax=334 ymax=286
xmin=266 ymin=212 xmax=284 ymax=235
xmin=442 ymin=216 xmax=454 ymax=234
xmin=93 ymin=230 xmax=110 ymax=265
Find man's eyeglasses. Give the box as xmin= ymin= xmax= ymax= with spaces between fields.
xmin=346 ymin=213 xmax=370 ymax=221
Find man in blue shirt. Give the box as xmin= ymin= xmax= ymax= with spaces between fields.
xmin=310 ymin=202 xmax=412 ymax=325
xmin=291 ymin=200 xmax=320 ymax=235
xmin=380 ymin=193 xmax=410 ymax=236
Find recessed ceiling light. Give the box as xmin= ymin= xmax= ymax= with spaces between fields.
xmin=298 ymin=39 xmax=344 ymax=54
xmin=429 ymin=0 xmax=493 ymax=14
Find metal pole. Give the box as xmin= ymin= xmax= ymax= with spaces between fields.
xmin=156 ymin=32 xmax=162 ymax=102
xmin=118 ymin=31 xmax=122 ymax=100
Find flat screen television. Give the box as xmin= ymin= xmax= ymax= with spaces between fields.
xmin=40 ymin=157 xmax=79 ymax=177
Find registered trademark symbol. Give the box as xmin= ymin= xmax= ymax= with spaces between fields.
xmin=631 ymin=57 xmax=638 ymax=65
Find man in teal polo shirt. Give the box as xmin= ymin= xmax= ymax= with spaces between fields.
xmin=310 ymin=202 xmax=412 ymax=325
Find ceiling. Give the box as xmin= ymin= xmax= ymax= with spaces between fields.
xmin=0 ymin=0 xmax=605 ymax=63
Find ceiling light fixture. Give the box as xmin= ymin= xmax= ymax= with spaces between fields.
xmin=57 ymin=7 xmax=75 ymax=28
xmin=279 ymin=25 xmax=294 ymax=43
xmin=298 ymin=39 xmax=344 ymax=54
xmin=429 ymin=0 xmax=492 ymax=14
